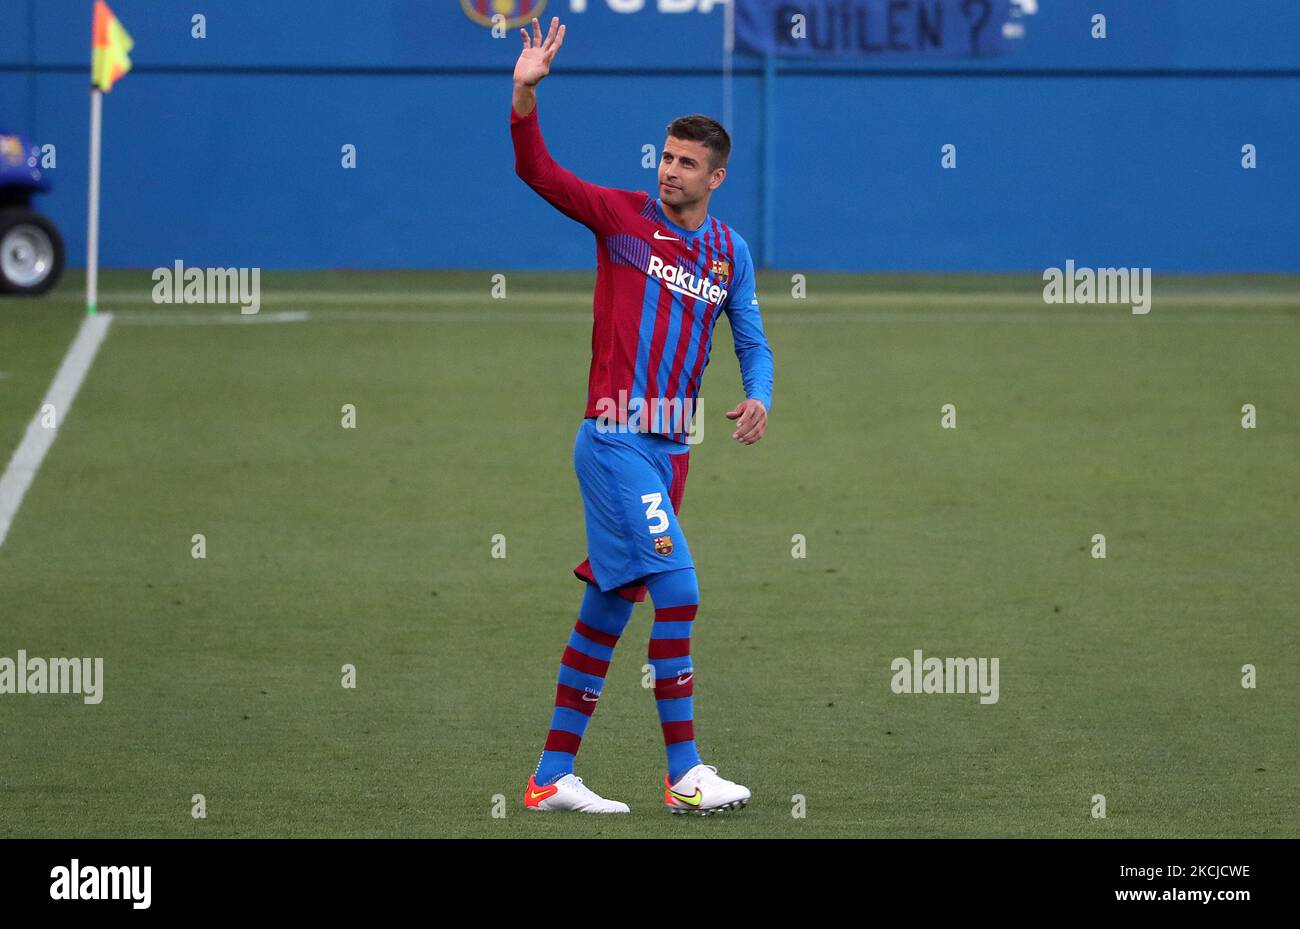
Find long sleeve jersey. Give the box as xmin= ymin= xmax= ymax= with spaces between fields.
xmin=511 ymin=102 xmax=774 ymax=444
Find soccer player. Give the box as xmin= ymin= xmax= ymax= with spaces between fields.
xmin=513 ymin=17 xmax=773 ymax=815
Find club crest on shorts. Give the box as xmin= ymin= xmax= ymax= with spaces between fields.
xmin=654 ymin=535 xmax=674 ymax=556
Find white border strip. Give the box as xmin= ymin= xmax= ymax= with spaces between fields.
xmin=0 ymin=312 xmax=114 ymax=549
xmin=113 ymin=310 xmax=311 ymax=326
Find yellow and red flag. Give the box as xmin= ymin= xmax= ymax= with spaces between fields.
xmin=91 ymin=1 xmax=134 ymax=92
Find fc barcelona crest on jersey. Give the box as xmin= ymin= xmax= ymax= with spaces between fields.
xmin=460 ymin=0 xmax=547 ymax=30
xmin=0 ymin=135 xmax=24 ymax=167
xmin=654 ymin=535 xmax=674 ymax=556
xmin=710 ymin=259 xmax=731 ymax=284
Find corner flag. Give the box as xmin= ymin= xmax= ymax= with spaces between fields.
xmin=86 ymin=0 xmax=134 ymax=315
xmin=91 ymin=1 xmax=134 ymax=93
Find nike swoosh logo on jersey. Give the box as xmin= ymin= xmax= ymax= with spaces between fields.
xmin=669 ymin=787 xmax=702 ymax=806
xmin=653 ymin=230 xmax=680 ymax=241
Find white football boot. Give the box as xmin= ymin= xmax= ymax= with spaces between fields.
xmin=663 ymin=763 xmax=751 ymax=815
xmin=524 ymin=773 xmax=630 ymax=813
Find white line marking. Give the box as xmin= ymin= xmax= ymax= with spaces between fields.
xmin=113 ymin=310 xmax=311 ymax=326
xmin=94 ymin=289 xmax=1300 ymax=308
xmin=301 ymin=309 xmax=590 ymax=323
xmin=105 ymin=308 xmax=1298 ymax=326
xmin=0 ymin=313 xmax=113 ymax=549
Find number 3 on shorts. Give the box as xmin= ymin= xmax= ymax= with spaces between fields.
xmin=641 ymin=492 xmax=669 ymax=534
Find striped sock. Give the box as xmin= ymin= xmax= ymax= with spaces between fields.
xmin=645 ymin=567 xmax=703 ymax=785
xmin=533 ymin=583 xmax=634 ymax=787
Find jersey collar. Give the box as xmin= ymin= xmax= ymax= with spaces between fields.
xmin=655 ymin=198 xmax=710 ymax=238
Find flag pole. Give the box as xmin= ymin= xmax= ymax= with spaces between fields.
xmin=722 ymin=0 xmax=734 ymax=132
xmin=86 ymin=86 xmax=102 ymax=316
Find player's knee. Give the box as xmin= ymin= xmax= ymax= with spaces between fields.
xmin=580 ymin=582 xmax=635 ymax=635
xmin=645 ymin=566 xmax=699 ymax=609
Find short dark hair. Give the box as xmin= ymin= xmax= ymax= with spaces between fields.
xmin=665 ymin=115 xmax=731 ymax=172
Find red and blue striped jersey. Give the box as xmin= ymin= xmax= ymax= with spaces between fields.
xmin=511 ymin=103 xmax=774 ymax=444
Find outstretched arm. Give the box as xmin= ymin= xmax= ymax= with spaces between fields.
xmin=510 ymin=17 xmax=633 ymax=235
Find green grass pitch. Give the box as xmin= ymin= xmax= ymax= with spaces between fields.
xmin=1 ymin=270 xmax=1296 ymax=837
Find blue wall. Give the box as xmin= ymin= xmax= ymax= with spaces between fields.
xmin=1 ymin=0 xmax=1297 ymax=271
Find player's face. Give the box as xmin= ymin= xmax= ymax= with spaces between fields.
xmin=659 ymin=136 xmax=725 ymax=207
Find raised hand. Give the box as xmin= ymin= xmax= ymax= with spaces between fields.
xmin=514 ymin=16 xmax=566 ymax=87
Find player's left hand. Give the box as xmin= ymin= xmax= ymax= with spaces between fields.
xmin=725 ymin=399 xmax=767 ymax=445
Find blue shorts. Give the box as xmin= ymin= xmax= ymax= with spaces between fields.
xmin=571 ymin=418 xmax=693 ymax=596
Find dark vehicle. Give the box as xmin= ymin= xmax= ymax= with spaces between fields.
xmin=0 ymin=131 xmax=64 ymax=295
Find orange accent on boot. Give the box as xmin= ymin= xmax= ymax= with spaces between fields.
xmin=525 ymin=774 xmax=559 ymax=807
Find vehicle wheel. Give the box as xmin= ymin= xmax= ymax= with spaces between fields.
xmin=0 ymin=210 xmax=65 ymax=296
